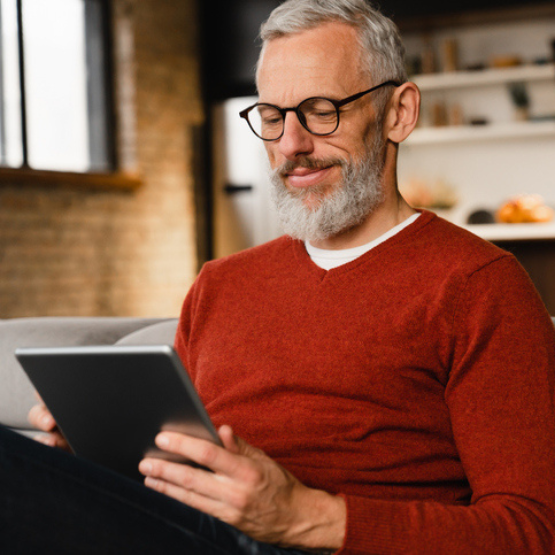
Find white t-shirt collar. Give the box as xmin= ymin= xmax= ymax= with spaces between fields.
xmin=305 ymin=213 xmax=420 ymax=271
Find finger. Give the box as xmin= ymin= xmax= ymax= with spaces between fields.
xmin=143 ymin=473 xmax=233 ymax=521
xmin=51 ymin=431 xmax=71 ymax=451
xmin=156 ymin=431 xmax=270 ymax=480
xmin=154 ymin=432 xmax=247 ymax=477
xmin=28 ymin=404 xmax=57 ymax=432
xmin=35 ymin=433 xmax=57 ymax=447
xmin=139 ymin=457 xmax=232 ymax=503
xmin=34 ymin=430 xmax=71 ymax=451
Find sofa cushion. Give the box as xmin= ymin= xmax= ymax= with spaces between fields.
xmin=115 ymin=319 xmax=178 ymax=346
xmin=0 ymin=317 xmax=168 ymax=429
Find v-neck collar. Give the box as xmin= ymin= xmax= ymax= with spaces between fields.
xmin=289 ymin=210 xmax=436 ymax=282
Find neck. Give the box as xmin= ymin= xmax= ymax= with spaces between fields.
xmin=309 ymin=155 xmax=417 ymax=250
xmin=310 ymin=194 xmax=416 ymax=250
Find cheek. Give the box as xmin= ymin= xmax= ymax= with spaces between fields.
xmin=337 ymin=134 xmax=372 ymax=165
xmin=334 ymin=114 xmax=376 ymax=154
xmin=263 ymin=142 xmax=279 ymax=167
xmin=321 ymin=125 xmax=365 ymax=157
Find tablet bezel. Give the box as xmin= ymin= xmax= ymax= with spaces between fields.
xmin=15 ymin=344 xmax=221 ymax=481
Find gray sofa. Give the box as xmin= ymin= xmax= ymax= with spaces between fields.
xmin=0 ymin=317 xmax=179 ymax=435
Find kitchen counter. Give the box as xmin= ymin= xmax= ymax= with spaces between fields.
xmin=463 ymin=222 xmax=555 ymax=242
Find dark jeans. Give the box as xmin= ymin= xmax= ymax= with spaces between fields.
xmin=0 ymin=426 xmax=308 ymax=554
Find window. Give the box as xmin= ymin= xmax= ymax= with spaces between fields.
xmin=0 ymin=0 xmax=114 ymax=173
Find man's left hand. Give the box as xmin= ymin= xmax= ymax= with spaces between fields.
xmin=138 ymin=425 xmax=345 ymax=551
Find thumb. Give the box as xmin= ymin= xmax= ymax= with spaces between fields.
xmin=218 ymin=424 xmax=241 ymax=453
xmin=218 ymin=425 xmax=267 ymax=460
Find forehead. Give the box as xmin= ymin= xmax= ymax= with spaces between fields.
xmin=257 ymin=22 xmax=367 ymax=104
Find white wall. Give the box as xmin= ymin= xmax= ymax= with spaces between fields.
xmin=400 ymin=18 xmax=555 ymax=226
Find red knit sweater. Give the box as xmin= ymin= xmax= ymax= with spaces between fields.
xmin=175 ymin=210 xmax=555 ymax=554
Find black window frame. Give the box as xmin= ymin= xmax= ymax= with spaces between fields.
xmin=0 ymin=0 xmax=119 ymax=178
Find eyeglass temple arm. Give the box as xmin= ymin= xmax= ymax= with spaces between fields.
xmin=238 ymin=80 xmax=401 ymax=119
xmin=335 ymin=80 xmax=401 ymax=108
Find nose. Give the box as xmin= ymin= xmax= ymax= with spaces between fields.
xmin=277 ymin=111 xmax=314 ymax=160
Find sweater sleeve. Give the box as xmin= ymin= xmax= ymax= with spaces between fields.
xmin=173 ymin=265 xmax=205 ymax=372
xmin=336 ymin=255 xmax=555 ymax=555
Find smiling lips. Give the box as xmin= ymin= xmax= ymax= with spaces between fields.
xmin=284 ymin=165 xmax=335 ymax=188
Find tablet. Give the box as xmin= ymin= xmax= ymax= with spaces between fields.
xmin=15 ymin=344 xmax=221 ymax=482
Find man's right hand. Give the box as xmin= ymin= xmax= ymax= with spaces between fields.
xmin=27 ymin=402 xmax=71 ymax=452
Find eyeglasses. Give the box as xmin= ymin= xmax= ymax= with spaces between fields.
xmin=239 ymin=80 xmax=400 ymax=141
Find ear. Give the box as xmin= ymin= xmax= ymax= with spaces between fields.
xmin=383 ymin=82 xmax=420 ymax=144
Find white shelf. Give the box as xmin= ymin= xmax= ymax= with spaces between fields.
xmin=464 ymin=222 xmax=555 ymax=242
xmin=411 ymin=64 xmax=555 ymax=91
xmin=405 ymin=120 xmax=555 ymax=145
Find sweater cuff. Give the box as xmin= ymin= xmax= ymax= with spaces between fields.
xmin=334 ymin=494 xmax=412 ymax=555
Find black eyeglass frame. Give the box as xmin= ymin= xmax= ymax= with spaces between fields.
xmin=239 ymin=80 xmax=401 ymax=141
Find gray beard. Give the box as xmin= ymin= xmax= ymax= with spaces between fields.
xmin=269 ymin=137 xmax=385 ymax=243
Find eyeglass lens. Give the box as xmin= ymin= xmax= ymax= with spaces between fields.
xmin=249 ymin=98 xmax=338 ymax=140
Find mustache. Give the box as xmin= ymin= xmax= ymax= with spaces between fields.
xmin=273 ymin=156 xmax=346 ymax=177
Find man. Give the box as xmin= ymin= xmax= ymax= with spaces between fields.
xmin=8 ymin=0 xmax=555 ymax=553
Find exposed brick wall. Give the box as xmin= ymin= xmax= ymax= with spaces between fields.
xmin=0 ymin=0 xmax=203 ymax=318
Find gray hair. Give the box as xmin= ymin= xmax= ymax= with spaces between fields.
xmin=257 ymin=0 xmax=407 ymax=108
